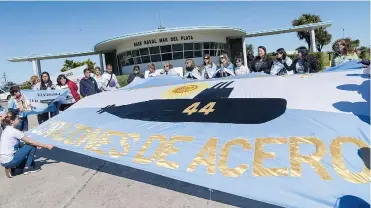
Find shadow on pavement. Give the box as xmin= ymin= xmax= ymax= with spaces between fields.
xmin=36 ymin=147 xmax=282 ymax=208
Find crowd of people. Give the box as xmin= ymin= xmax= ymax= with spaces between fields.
xmin=0 ymin=64 xmax=120 ymax=178
xmin=1 ymin=40 xmax=369 ymax=178
xmin=128 ymin=41 xmax=368 ymax=84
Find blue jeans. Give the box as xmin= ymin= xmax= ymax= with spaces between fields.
xmin=15 ymin=116 xmax=28 ymax=132
xmin=1 ymin=145 xmax=36 ymax=169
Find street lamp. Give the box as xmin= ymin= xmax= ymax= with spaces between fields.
xmin=342 ymin=28 xmax=344 ymax=38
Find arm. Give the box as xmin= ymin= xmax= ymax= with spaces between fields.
xmin=79 ymin=81 xmax=87 ymax=97
xmin=114 ymin=75 xmax=120 ymax=88
xmin=127 ymin=74 xmax=134 ymax=84
xmin=94 ymin=78 xmax=101 ymax=93
xmin=22 ymin=136 xmax=53 ymax=150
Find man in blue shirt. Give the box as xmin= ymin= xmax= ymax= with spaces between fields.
xmin=79 ymin=68 xmax=101 ymax=97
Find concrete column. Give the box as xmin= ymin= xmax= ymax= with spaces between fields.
xmin=242 ymin=37 xmax=248 ymax=71
xmin=32 ymin=60 xmax=42 ymax=76
xmin=32 ymin=60 xmax=38 ymax=75
xmin=310 ymin=29 xmax=317 ymax=52
xmin=99 ymin=53 xmax=104 ymax=73
xmin=36 ymin=60 xmax=42 ymax=76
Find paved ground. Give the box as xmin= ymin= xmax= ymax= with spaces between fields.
xmin=0 ymin=101 xmax=279 ymax=208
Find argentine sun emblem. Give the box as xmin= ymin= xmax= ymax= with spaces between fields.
xmin=161 ymin=82 xmax=209 ymax=99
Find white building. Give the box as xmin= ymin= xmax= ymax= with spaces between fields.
xmin=7 ymin=22 xmax=332 ymax=76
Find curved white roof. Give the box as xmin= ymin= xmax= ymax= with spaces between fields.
xmin=94 ymin=26 xmax=247 ymax=52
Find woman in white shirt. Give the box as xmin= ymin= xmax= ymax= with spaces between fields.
xmin=92 ymin=67 xmax=105 ymax=91
xmin=0 ymin=111 xmax=53 ymax=178
xmin=234 ymin=57 xmax=249 ymax=76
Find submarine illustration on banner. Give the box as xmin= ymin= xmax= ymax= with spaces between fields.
xmin=97 ymin=81 xmax=287 ymax=124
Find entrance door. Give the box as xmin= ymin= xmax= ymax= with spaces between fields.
xmin=227 ymin=38 xmax=243 ymax=64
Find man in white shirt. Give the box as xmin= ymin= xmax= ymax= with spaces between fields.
xmin=102 ymin=64 xmax=120 ymax=91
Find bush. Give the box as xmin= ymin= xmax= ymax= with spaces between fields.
xmin=117 ymin=75 xmax=129 ymax=87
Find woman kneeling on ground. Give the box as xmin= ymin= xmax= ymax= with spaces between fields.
xmin=0 ymin=111 xmax=53 ymax=178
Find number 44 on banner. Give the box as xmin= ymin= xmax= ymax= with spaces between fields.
xmin=183 ymin=102 xmax=216 ymax=115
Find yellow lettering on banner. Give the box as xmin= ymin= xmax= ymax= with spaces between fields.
xmin=83 ymin=128 xmax=109 ymax=155
xmin=183 ymin=102 xmax=200 ymax=115
xmin=186 ymin=138 xmax=217 ymax=174
xmin=219 ymin=138 xmax=251 ymax=177
xmin=156 ymin=136 xmax=194 ymax=170
xmin=133 ymin=134 xmax=167 ymax=164
xmin=330 ymin=137 xmax=370 ymax=184
xmin=31 ymin=120 xmax=58 ymax=136
xmin=290 ymin=137 xmax=331 ymax=180
xmin=64 ymin=124 xmax=92 ymax=145
xmin=253 ymin=138 xmax=289 ymax=177
xmin=109 ymin=132 xmax=140 ymax=158
xmin=50 ymin=122 xmax=73 ymax=141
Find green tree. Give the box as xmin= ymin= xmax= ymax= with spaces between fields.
xmin=20 ymin=81 xmax=32 ymax=90
xmin=292 ymin=14 xmax=332 ymax=52
xmin=246 ymin=44 xmax=254 ymax=56
xmin=61 ymin=59 xmax=96 ymax=72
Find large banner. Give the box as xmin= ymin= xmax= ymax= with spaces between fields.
xmin=26 ymin=63 xmax=370 ymax=208
xmin=21 ymin=89 xmax=69 ymax=116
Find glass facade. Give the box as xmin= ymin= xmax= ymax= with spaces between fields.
xmin=117 ymin=42 xmax=227 ymax=68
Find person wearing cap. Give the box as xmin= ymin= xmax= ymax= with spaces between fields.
xmin=331 ymin=39 xmax=359 ymax=67
xmin=360 ymin=59 xmax=370 ymax=75
xmin=270 ymin=48 xmax=293 ymax=76
xmin=250 ymin=46 xmax=273 ymax=74
xmin=127 ymin=65 xmax=144 ymax=84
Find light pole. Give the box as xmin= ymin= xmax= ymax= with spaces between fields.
xmin=342 ymin=28 xmax=344 ymax=38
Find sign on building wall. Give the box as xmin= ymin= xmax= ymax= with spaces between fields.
xmin=133 ymin=35 xmax=194 ymax=47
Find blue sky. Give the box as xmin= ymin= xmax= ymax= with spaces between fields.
xmin=0 ymin=1 xmax=369 ymax=83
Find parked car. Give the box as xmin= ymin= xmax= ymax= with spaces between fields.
xmin=0 ymin=88 xmax=11 ymax=100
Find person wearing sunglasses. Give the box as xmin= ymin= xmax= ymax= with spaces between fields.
xmin=201 ymin=54 xmax=217 ymax=79
xmin=184 ymin=59 xmax=202 ymax=80
xmin=160 ymin=62 xmax=179 ymax=76
xmin=234 ymin=57 xmax=249 ymax=76
xmin=128 ymin=65 xmax=144 ymax=84
xmin=331 ymin=39 xmax=359 ymax=67
xmin=214 ymin=54 xmax=235 ymax=78
xmin=270 ymin=48 xmax=293 ymax=76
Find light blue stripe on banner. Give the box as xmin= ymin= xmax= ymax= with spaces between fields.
xmin=27 ymin=107 xmax=370 ymax=208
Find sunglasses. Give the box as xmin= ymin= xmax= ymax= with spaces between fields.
xmin=219 ymin=57 xmax=225 ymax=59
xmin=204 ymin=57 xmax=210 ymax=60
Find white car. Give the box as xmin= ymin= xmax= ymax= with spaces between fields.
xmin=0 ymin=88 xmax=11 ymax=100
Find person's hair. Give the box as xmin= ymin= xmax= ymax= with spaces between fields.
xmin=257 ymin=46 xmax=267 ymax=59
xmin=335 ymin=39 xmax=352 ymax=55
xmin=185 ymin=59 xmax=196 ymax=68
xmin=276 ymin=48 xmax=287 ymax=60
xmin=106 ymin=64 xmax=112 ymax=67
xmin=297 ymin=46 xmax=309 ymax=58
xmin=203 ymin=54 xmax=212 ymax=66
xmin=1 ymin=111 xmax=17 ymax=127
xmin=164 ymin=62 xmax=173 ymax=69
xmin=57 ymin=74 xmax=70 ymax=86
xmin=10 ymin=85 xmax=20 ymax=96
xmin=219 ymin=54 xmax=230 ymax=65
xmin=236 ymin=57 xmax=243 ymax=64
xmin=83 ymin=68 xmax=90 ymax=74
xmin=29 ymin=75 xmax=39 ymax=86
xmin=94 ymin=66 xmax=101 ymax=74
xmin=133 ymin=65 xmax=140 ymax=71
xmin=41 ymin=71 xmax=53 ymax=89
xmin=148 ymin=63 xmax=155 ymax=69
